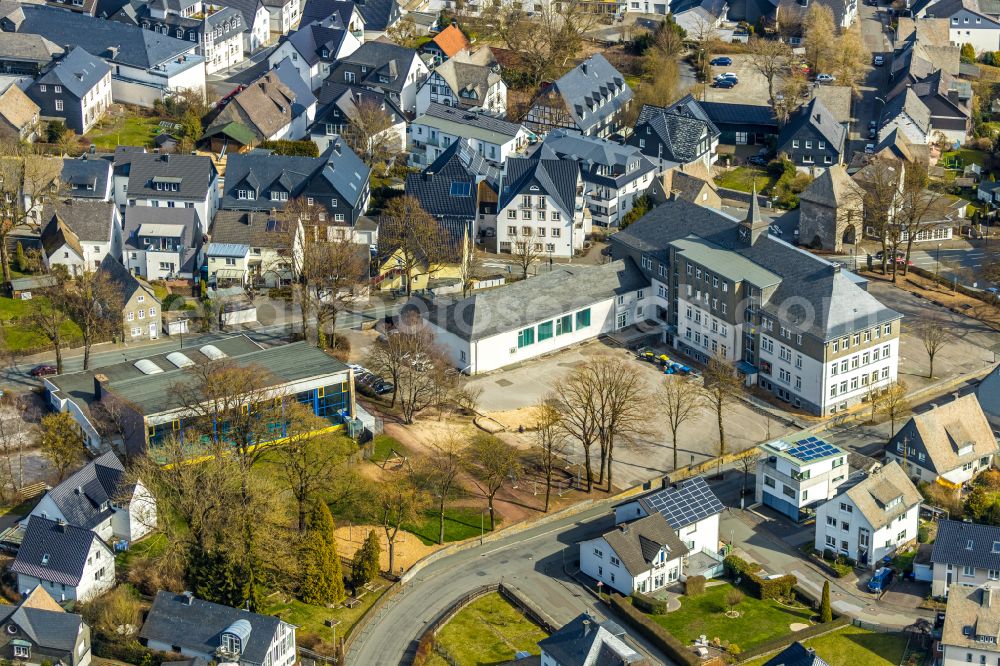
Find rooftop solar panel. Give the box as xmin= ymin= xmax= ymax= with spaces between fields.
xmin=638 ymin=477 xmax=724 ymax=530
xmin=786 ymin=438 xmax=839 ymax=462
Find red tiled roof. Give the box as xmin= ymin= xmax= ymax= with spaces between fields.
xmin=432 ymin=25 xmax=470 ymax=58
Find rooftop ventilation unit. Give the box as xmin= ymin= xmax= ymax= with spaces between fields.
xmin=133 ymin=359 xmax=164 ymax=375
xmin=166 ymin=352 xmax=195 ymax=368
xmin=200 ymin=344 xmax=227 ymax=361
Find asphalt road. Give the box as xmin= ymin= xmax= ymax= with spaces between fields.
xmin=853 ymin=0 xmax=892 ymax=155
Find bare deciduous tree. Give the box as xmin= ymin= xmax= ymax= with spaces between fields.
xmin=703 ymin=355 xmax=744 ymax=472
xmin=342 ymin=97 xmax=400 ymax=170
xmin=896 ymin=163 xmax=946 ymax=277
xmin=66 ymin=268 xmax=123 ymax=370
xmin=802 ymin=4 xmax=836 ymax=74
xmin=301 ymin=235 xmax=368 ymax=349
xmin=378 ymin=196 xmax=450 ymax=297
xmin=877 ymin=380 xmax=909 ymax=436
xmin=374 ymin=478 xmax=425 ymax=574
xmin=852 ymin=156 xmax=902 ymax=276
xmin=913 ymin=316 xmax=951 ymax=379
xmin=831 ymin=27 xmax=869 ymax=94
xmin=0 ymin=148 xmax=61 ymax=282
xmin=508 ymin=227 xmax=543 ymax=279
xmin=747 ymin=37 xmax=792 ymax=107
xmin=660 ymin=375 xmax=706 ymax=471
xmin=591 ymin=357 xmax=649 ymax=491
xmin=459 ymin=228 xmax=484 ymax=298
xmin=534 ymin=400 xmax=566 ymax=512
xmin=738 ymin=449 xmax=761 ymax=503
xmin=413 ymin=437 xmax=465 ymax=544
xmin=553 ymin=364 xmax=601 ymax=492
xmin=28 ymin=272 xmax=72 ymax=374
xmin=467 ymin=433 xmax=520 ymax=531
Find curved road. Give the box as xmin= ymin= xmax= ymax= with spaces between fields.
xmin=347 ymin=503 xmax=676 ymax=665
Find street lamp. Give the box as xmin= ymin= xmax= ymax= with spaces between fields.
xmin=935 ymin=242 xmax=942 ymax=278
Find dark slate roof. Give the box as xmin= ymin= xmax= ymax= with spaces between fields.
xmin=123 ymin=207 xmax=201 ymax=272
xmin=539 ymin=129 xmax=655 ymax=189
xmin=126 ymin=152 xmax=216 ymax=201
xmin=40 ymin=200 xmax=114 ymax=254
xmin=763 ymin=642 xmax=830 ymax=666
xmin=0 ymin=596 xmax=84 ymax=653
xmin=41 ymin=451 xmax=127 ymax=532
xmin=425 ymin=137 xmax=500 ymax=187
xmin=699 ymin=100 xmax=779 ymax=128
xmin=10 ymin=517 xmax=107 ymax=586
xmin=405 ymin=151 xmax=478 ymax=221
xmin=626 ymin=477 xmax=724 ymax=530
xmin=139 ymin=590 xmax=284 ymax=664
xmin=499 ymin=157 xmax=578 ymax=216
xmin=99 ymin=254 xmax=156 ymax=303
xmin=283 ymin=21 xmax=349 ymax=66
xmin=349 ymin=0 xmax=398 ymax=30
xmin=416 ymin=102 xmax=525 ymax=142
xmin=37 ymin=47 xmax=109 ymax=99
xmin=426 ymin=259 xmax=647 ymax=342
xmin=537 ymin=614 xmax=643 ymax=665
xmin=313 ymin=81 xmax=404 ymax=129
xmin=611 ymin=199 xmax=901 ymax=341
xmin=215 ymin=0 xmax=264 ymax=31
xmin=210 ymin=210 xmax=294 ymax=249
xmin=542 ymin=53 xmax=632 ymax=134
xmin=328 ymin=40 xmax=417 ymax=94
xmin=300 ymin=0 xmax=357 ymax=28
xmin=778 ymin=97 xmax=847 ymax=154
xmin=665 ymin=94 xmax=721 ymax=138
xmin=881 ymin=88 xmax=932 ymax=136
xmin=61 ymin=156 xmax=112 ymax=199
xmin=634 ymin=101 xmax=715 ymax=164
xmin=600 ymin=513 xmax=689 ymax=576
xmin=14 ymin=4 xmax=197 ymax=69
xmin=931 ymin=520 xmax=1000 ymax=570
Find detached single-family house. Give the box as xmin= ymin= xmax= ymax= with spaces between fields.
xmin=216 ymin=0 xmax=271 ymax=53
xmin=209 ymin=210 xmax=303 ymax=287
xmin=627 ymin=95 xmax=720 ymax=172
xmin=299 ymin=0 xmax=366 ymax=38
xmin=11 ymin=517 xmax=115 ymax=602
xmin=206 ymin=242 xmax=251 ymax=287
xmin=756 ymin=434 xmax=850 ymax=522
xmin=98 ymin=255 xmax=162 ymax=342
xmin=0 ymin=84 xmax=39 ymax=142
xmin=408 ymin=102 xmax=531 ymax=168
xmin=813 ymin=461 xmax=921 ymax=569
xmin=885 ymin=394 xmax=998 ymax=485
xmin=777 ymin=98 xmax=847 ymax=172
xmin=537 ymin=613 xmax=644 ymax=666
xmin=0 ymin=586 xmax=91 ymax=666
xmin=930 ymin=520 xmax=1000 ymax=597
xmin=263 ymin=0 xmax=301 ymax=38
xmin=941 ymin=584 xmax=1000 ymax=666
xmin=267 ymin=17 xmax=360 ymax=90
xmin=326 ymin=40 xmax=428 ymax=114
xmin=123 ymin=206 xmax=203 ymax=281
xmin=126 ymin=152 xmax=220 ymax=236
xmin=203 ymin=72 xmax=303 ymax=151
xmin=579 ymin=513 xmax=689 ymax=595
xmin=61 ymin=155 xmax=113 ymax=202
xmin=415 ymin=48 xmax=506 ymax=116
xmin=524 ymin=54 xmax=633 ymax=138
xmin=40 ymin=199 xmax=122 ymax=275
xmin=139 ymin=590 xmax=297 ymax=665
xmin=28 ymin=451 xmax=157 ymax=543
xmin=310 ymin=81 xmax=404 ymax=154
xmin=26 ymin=46 xmax=111 ymax=134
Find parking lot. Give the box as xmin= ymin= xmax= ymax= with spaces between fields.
xmin=703 ymin=54 xmax=789 ymax=106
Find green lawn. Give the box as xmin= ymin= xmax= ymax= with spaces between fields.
xmin=0 ymin=296 xmax=82 ymax=352
xmin=714 ymin=167 xmax=775 ymax=194
xmin=940 ymin=149 xmax=988 ymax=170
xmin=651 ymin=582 xmax=813 ymax=651
xmin=429 ymin=592 xmax=547 ymax=665
xmin=371 ymin=434 xmax=408 ymax=462
xmin=87 ymin=115 xmax=165 ymax=150
xmin=403 ymin=507 xmax=498 ymax=546
xmin=742 ymin=625 xmax=910 ymax=666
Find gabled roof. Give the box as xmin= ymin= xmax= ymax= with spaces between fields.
xmin=798 ymin=164 xmax=863 ymax=208
xmin=429 ymin=24 xmax=469 ymax=58
xmin=36 ymin=47 xmax=109 ymax=99
xmin=350 ymin=0 xmax=398 ymax=30
xmin=931 ymin=520 xmax=1000 ymax=570
xmin=698 ymin=101 xmax=779 ymax=128
xmin=779 ymin=97 xmax=847 ymax=154
xmin=942 ymin=584 xmax=1000 ymax=651
xmin=0 ymin=587 xmax=84 ymax=654
xmin=0 ymin=33 xmax=64 ymax=65
xmin=10 ymin=516 xmax=109 ymax=586
xmin=123 ymin=206 xmax=201 ymax=264
xmin=99 ymin=254 xmax=157 ymax=304
xmin=283 ymin=20 xmax=350 ymax=66
xmin=424 ymin=57 xmax=502 ymax=106
xmin=499 ymin=157 xmax=579 ymax=217
xmin=39 ymin=451 xmax=129 ymax=532
xmin=210 ymin=210 xmax=295 ymax=249
xmin=205 ymin=72 xmax=296 ymax=143
xmin=61 ymin=155 xmax=112 ymax=199
xmin=0 ymin=85 xmax=38 ymax=134
xmin=405 ymin=147 xmax=480 ymax=221
xmin=629 ymin=476 xmax=724 ymax=530
xmin=215 ymin=0 xmax=264 ymax=31
xmin=977 ymin=365 xmax=1000 ymax=427
xmin=540 ymin=53 xmax=633 ymax=133
xmin=537 ymin=613 xmax=643 ymax=666
xmin=841 ymin=461 xmax=921 ymax=530
xmin=40 ymin=199 xmax=114 ymax=255
xmin=539 ymin=129 xmax=655 ymax=188
xmin=300 ymin=0 xmax=361 ymax=29
xmin=139 ymin=591 xmax=285 ymax=665
xmin=328 ymin=39 xmax=417 ymax=93
xmin=811 ymin=86 xmax=852 ymax=125
xmin=126 ymin=152 xmax=216 ymax=203
xmin=763 ymin=642 xmax=830 ymax=666
xmin=889 ymin=394 xmax=997 ymax=475
xmin=314 ymin=81 xmax=404 ymax=128
xmin=599 ymin=513 xmax=689 ymax=576
xmin=413 ymin=102 xmax=525 ymax=145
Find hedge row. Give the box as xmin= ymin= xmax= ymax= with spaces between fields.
xmin=93 ymin=638 xmax=180 ymax=666
xmin=631 ymin=591 xmax=667 ymax=614
xmin=724 ymin=555 xmax=797 ymax=600
xmin=607 ymin=594 xmax=699 ymax=666
xmin=736 ymin=616 xmax=851 ymax=662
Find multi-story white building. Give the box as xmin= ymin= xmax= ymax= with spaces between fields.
xmin=408 ymin=102 xmax=532 ymax=168
xmin=40 ymin=200 xmax=122 ymax=275
xmin=414 ymin=48 xmax=507 ymax=116
xmin=756 ymin=434 xmax=850 ymax=522
xmin=941 ymin=584 xmax=1000 ymax=666
xmin=123 ymin=207 xmax=203 ymax=281
xmin=930 ymin=520 xmax=1000 ymax=598
xmin=126 ymin=152 xmax=219 ymax=235
xmin=11 ymin=517 xmax=116 ymax=602
xmin=813 ymin=461 xmax=921 ymax=569
xmin=579 ymin=514 xmax=688 ymax=596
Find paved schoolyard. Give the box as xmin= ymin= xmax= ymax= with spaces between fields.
xmin=468 ymin=339 xmax=792 ymax=488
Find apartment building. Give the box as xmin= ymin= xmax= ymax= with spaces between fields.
xmin=126 ymin=152 xmax=220 ymax=236
xmin=756 ymin=434 xmax=850 ymax=522
xmin=408 ymin=102 xmax=532 ymax=168
xmin=524 ymin=54 xmax=633 ymax=138
xmin=26 ymin=47 xmax=111 ymax=134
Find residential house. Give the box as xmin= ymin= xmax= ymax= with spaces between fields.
xmin=40 ymin=200 xmax=122 ymax=275
xmin=126 ymin=152 xmax=220 ymax=235
xmin=108 ymin=0 xmax=245 ymax=76
xmin=524 ymin=54 xmax=633 ymax=138
xmin=216 ymin=0 xmax=271 ymax=53
xmin=797 ymin=164 xmax=865 ymax=252
xmin=656 ymin=165 xmax=722 ymax=208
xmin=28 ymin=451 xmax=157 ymax=542
xmin=420 ymin=23 xmax=469 ymax=64
xmin=579 ymin=513 xmax=689 ymax=595
xmin=537 ymin=613 xmax=645 ymax=666
xmin=777 ymin=98 xmax=847 ymax=172
xmin=45 ymin=336 xmax=355 ymax=457
xmin=299 ymin=0 xmax=366 ymax=39
xmin=940 ymin=584 xmax=1000 ymax=666
xmin=813 ymin=461 xmax=921 ymax=568
xmin=123 ymin=207 xmax=203 ymax=280
xmin=976 ymin=364 xmax=1000 ymax=428
xmin=762 ymin=643 xmax=830 ymax=666
xmin=336 ymin=0 xmax=397 ymax=38
xmin=699 ymin=100 xmax=778 ymax=147
xmin=139 ymin=590 xmax=296 ymax=666
xmin=263 ymin=0 xmax=301 ymax=37
xmin=812 ymin=86 xmax=853 ymax=130
xmin=111 ymin=146 xmax=147 ymax=210
xmin=979 ymin=180 xmax=1000 ymax=206
xmin=61 ymin=155 xmax=114 ymax=202
xmin=267 ymin=56 xmax=318 ymax=139
xmin=885 ymin=393 xmax=998 ymax=485
xmin=98 ymin=255 xmax=162 ymax=342
xmin=408 ymin=102 xmax=531 ymax=168
xmin=613 ymin=477 xmax=724 ymax=566
xmin=310 ymin=81 xmax=404 ymax=153
xmin=0 ymin=586 xmax=91 ymax=666
xmin=206 ymin=242 xmax=251 ymax=287
xmin=930 ymin=521 xmax=1000 ymax=597
xmin=776 ymin=0 xmax=857 ymax=29
xmin=672 ymin=0 xmax=729 ymax=35
xmin=0 ymin=34 xmax=63 ymax=76
xmin=203 ymin=71 xmax=304 ymax=151
xmin=26 ymin=47 xmax=111 ymax=134
xmin=267 ymin=17 xmax=361 ymax=90
xmin=425 ymin=259 xmax=646 ymax=374
xmin=925 ymin=0 xmax=1000 ymax=53
xmin=415 ymin=48 xmax=506 ymax=116
xmin=326 ymin=40 xmax=428 ymax=113
xmin=3 ymin=5 xmax=207 ymax=107
xmin=626 ymin=96 xmax=720 ymax=173
xmin=756 ymin=434 xmax=850 ymax=522
xmin=538 ymin=129 xmax=656 ymax=228
xmin=496 ymin=157 xmax=587 ymax=259
xmin=221 ymin=141 xmax=371 ymax=237
xmin=209 ymin=210 xmax=303 ymax=287
xmin=0 ymin=84 xmax=39 ymax=142
xmin=610 ymin=198 xmax=903 ymax=415
xmin=883 ymin=56 xmax=971 ymax=145
xmin=11 ymin=517 xmax=115 ymax=602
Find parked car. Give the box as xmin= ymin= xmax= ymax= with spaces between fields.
xmin=873 ymin=55 xmax=884 ymax=66
xmin=986 ymin=286 xmax=999 ymax=296
xmin=710 ymin=56 xmax=732 ymax=66
xmin=714 ymin=78 xmax=737 ymax=89
xmin=816 ymin=73 xmax=836 ymax=83
xmin=747 ymin=155 xmax=769 ymax=166
xmin=714 ymin=72 xmax=738 ymax=81
xmin=868 ymin=128 xmax=878 ymax=139
xmin=865 ymin=143 xmax=875 ymax=154
xmin=29 ymin=364 xmax=57 ymax=377
xmin=867 ymin=567 xmax=895 ymax=593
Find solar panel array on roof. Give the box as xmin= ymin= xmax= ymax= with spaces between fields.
xmin=786 ymin=436 xmax=840 ymax=462
xmin=640 ymin=477 xmax=724 ymax=530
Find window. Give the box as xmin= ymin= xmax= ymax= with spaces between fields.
xmin=39 ymin=84 xmax=46 ymax=92
xmin=12 ymin=646 xmax=28 ymax=659
xmin=826 ymin=516 xmax=836 ymax=526
xmin=55 ymin=99 xmax=64 ymax=112
xmin=964 ymin=565 xmax=975 ymax=577
xmin=576 ymin=309 xmax=591 ymax=328
xmin=782 ymin=485 xmax=796 ymax=499
xmin=127 ymin=311 xmax=134 ymax=322
xmin=537 ymin=320 xmax=553 ymax=341
xmin=840 ymin=502 xmax=852 ymax=513
xmin=556 ymin=315 xmax=572 ymax=335
xmin=517 ymin=327 xmax=534 ymax=348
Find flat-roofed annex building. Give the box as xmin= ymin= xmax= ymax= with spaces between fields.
xmin=45 ymin=336 xmax=355 ymax=458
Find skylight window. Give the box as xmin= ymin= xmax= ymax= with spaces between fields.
xmin=41 ymin=554 xmax=50 ymax=566
xmin=967 ymin=540 xmax=975 ymax=550
xmin=993 ymin=541 xmax=1000 ymax=554
xmin=450 ymin=181 xmax=471 ymax=197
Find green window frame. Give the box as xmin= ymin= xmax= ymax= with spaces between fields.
xmin=537 ymin=321 xmax=554 ymax=341
xmin=517 ymin=327 xmax=535 ymax=348
xmin=557 ymin=314 xmax=573 ymax=335
xmin=576 ymin=308 xmax=591 ymax=328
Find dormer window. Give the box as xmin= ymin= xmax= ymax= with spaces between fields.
xmin=270 ymin=191 xmax=288 ymax=201
xmin=992 ymin=541 xmax=1000 ymax=554
xmin=321 ymin=48 xmax=329 ymax=58
xmin=41 ymin=554 xmax=49 ymax=565
xmin=967 ymin=540 xmax=975 ymax=550
xmin=237 ymin=189 xmax=255 ymax=200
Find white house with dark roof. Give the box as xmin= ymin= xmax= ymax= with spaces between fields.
xmin=424 ymin=260 xmax=648 ymax=374
xmin=267 ymin=16 xmax=361 ymax=90
xmin=40 ymin=199 xmax=122 ymax=275
xmin=579 ymin=513 xmax=689 ymax=595
xmin=408 ymin=102 xmax=532 ymax=169
xmin=310 ymin=82 xmax=405 ymax=154
xmin=124 ymin=207 xmax=203 ymax=281
xmin=524 ymin=54 xmax=633 ymax=138
xmin=216 ymin=0 xmax=271 ymax=53
xmin=61 ymin=156 xmax=113 ymax=202
xmin=813 ymin=461 xmax=921 ymax=568
xmin=537 ymin=613 xmax=644 ymax=666
xmin=126 ymin=152 xmax=220 ymax=236
xmin=626 ymin=95 xmax=720 ymax=173
xmin=11 ymin=517 xmax=115 ymax=602
xmin=930 ymin=520 xmax=1000 ymax=597
xmin=756 ymin=433 xmax=850 ymax=522
xmin=777 ymin=97 xmax=847 ymax=173
xmin=28 ymin=451 xmax=157 ymax=543
xmin=326 ymin=40 xmax=427 ymax=113
xmin=415 ymin=48 xmax=506 ymax=116
xmin=25 ymin=46 xmax=111 ymax=134
xmin=210 ymin=210 xmax=303 ymax=287
xmin=925 ymin=0 xmax=1000 ymax=53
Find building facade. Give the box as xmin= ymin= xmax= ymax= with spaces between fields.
xmin=756 ymin=434 xmax=850 ymax=522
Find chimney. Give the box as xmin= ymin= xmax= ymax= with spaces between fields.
xmin=831 ymin=263 xmax=841 ymax=274
xmin=985 ymin=587 xmax=1000 ymax=608
xmin=161 ymin=153 xmax=169 ymax=162
xmin=56 ymin=519 xmax=67 ymax=531
xmin=75 ymin=486 xmax=82 ymax=495
xmin=93 ymin=373 xmax=110 ymax=399
xmin=182 ymin=591 xmax=194 ymax=605
xmin=582 ymin=619 xmax=591 ymax=636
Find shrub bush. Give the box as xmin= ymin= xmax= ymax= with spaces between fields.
xmin=723 ymin=554 xmax=797 ymax=600
xmin=918 ymin=526 xmax=929 ymax=543
xmin=607 ymin=594 xmax=699 ymax=666
xmin=631 ymin=591 xmax=667 ymax=614
xmin=823 ymin=548 xmax=836 ymax=561
xmin=259 ymin=139 xmax=320 ymax=157
xmin=685 ymin=575 xmax=706 ymax=597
